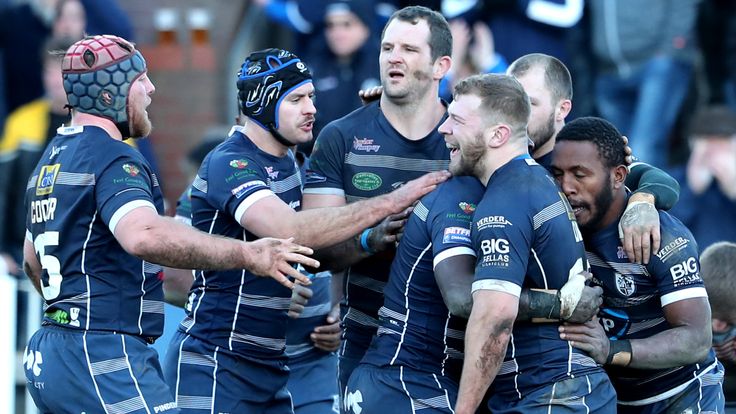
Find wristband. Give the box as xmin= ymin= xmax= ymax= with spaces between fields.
xmin=606 ymin=339 xmax=632 ymax=367
xmin=360 ymin=228 xmax=375 ymax=254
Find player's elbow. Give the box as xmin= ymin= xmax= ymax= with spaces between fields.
xmin=691 ymin=329 xmax=713 ymax=362
xmin=445 ymin=292 xmax=473 ymax=319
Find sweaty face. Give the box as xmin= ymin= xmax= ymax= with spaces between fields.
xmin=325 ymin=11 xmax=369 ymax=58
xmin=379 ymin=19 xmax=436 ymax=103
xmin=275 ymin=82 xmax=316 ymax=145
xmin=127 ymin=73 xmax=155 ymax=138
xmin=515 ymin=67 xmax=557 ymax=152
xmin=551 ymin=140 xmax=613 ymax=231
xmin=438 ymin=94 xmax=487 ymax=178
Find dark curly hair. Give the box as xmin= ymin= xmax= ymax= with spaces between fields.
xmin=556 ymin=117 xmax=626 ymax=168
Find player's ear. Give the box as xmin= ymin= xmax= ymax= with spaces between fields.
xmin=612 ymin=165 xmax=628 ymax=189
xmin=433 ymin=55 xmax=452 ymax=80
xmin=556 ymin=99 xmax=572 ymax=122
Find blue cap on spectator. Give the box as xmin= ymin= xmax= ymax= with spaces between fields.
xmin=325 ymin=0 xmax=374 ymax=28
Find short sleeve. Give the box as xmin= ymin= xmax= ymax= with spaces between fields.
xmin=649 ymin=218 xmax=707 ymax=307
xmin=303 ymin=122 xmax=347 ymax=197
xmin=428 ymin=181 xmax=481 ymax=268
xmin=96 ymin=157 xmax=156 ymax=234
xmin=204 ymin=154 xmax=273 ymax=224
xmin=471 ymin=195 xmax=534 ymax=298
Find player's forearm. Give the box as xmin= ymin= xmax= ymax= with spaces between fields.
xmin=312 ymin=234 xmax=371 ymax=271
xmin=290 ymin=195 xmax=394 ymax=249
xmin=627 ymin=162 xmax=680 ymax=210
xmin=627 ymin=326 xmax=711 ymax=370
xmin=129 ymin=216 xmax=256 ymax=270
xmin=23 ymin=260 xmax=43 ymax=297
xmin=456 ymin=305 xmax=514 ymax=413
xmin=517 ymin=289 xmax=560 ymax=322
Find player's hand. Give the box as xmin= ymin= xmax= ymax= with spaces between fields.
xmin=559 ymin=317 xmax=609 ymax=365
xmin=618 ymin=195 xmax=660 ymax=264
xmin=358 ymin=86 xmax=382 ymax=105
xmin=368 ymin=207 xmax=413 ymax=252
xmin=622 ymin=136 xmax=634 ymax=166
xmin=386 ymin=171 xmax=451 ymax=213
xmin=288 ymin=282 xmax=313 ymax=318
xmin=245 ymin=237 xmax=317 ymax=289
xmin=713 ymin=339 xmax=736 ymax=364
xmin=311 ymin=303 xmax=341 ymax=352
xmin=565 ymin=285 xmax=603 ymax=323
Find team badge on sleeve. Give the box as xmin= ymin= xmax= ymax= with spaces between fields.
xmin=36 ymin=164 xmax=61 ymax=196
xmin=122 ymin=163 xmax=140 ymax=176
xmin=230 ymin=159 xmax=249 ymax=169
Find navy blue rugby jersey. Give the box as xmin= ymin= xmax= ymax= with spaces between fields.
xmin=175 ymin=154 xmax=333 ymax=364
xmin=471 ymin=156 xmax=602 ymax=400
xmin=25 ymin=125 xmax=165 ymax=339
xmin=303 ymin=101 xmax=450 ymax=347
xmin=181 ymin=126 xmax=303 ymax=360
xmin=585 ymin=206 xmax=716 ymax=404
xmin=361 ymin=176 xmax=484 ymax=380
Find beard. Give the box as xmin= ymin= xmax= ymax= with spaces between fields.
xmin=529 ymin=111 xmax=555 ymax=151
xmin=128 ymin=105 xmax=152 ymax=138
xmin=450 ymin=132 xmax=486 ymax=177
xmin=582 ymin=178 xmax=614 ymax=231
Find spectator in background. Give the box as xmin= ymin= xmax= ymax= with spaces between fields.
xmin=439 ymin=18 xmax=507 ymax=102
xmin=0 ymin=0 xmax=133 ymax=117
xmin=0 ymin=36 xmax=74 ymax=274
xmin=307 ymin=0 xmax=380 ymax=152
xmin=669 ymin=106 xmax=736 ymax=250
xmin=700 ymin=241 xmax=736 ymax=401
xmin=588 ymin=0 xmax=701 ymax=168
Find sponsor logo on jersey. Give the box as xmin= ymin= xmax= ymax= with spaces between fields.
xmin=23 ymin=348 xmax=43 ymax=377
xmin=459 ymin=202 xmax=476 ymax=215
xmin=352 ymin=172 xmax=382 ymax=191
xmin=36 ymin=164 xmax=61 ymax=196
xmin=265 ymin=166 xmax=279 ymax=180
xmin=49 ymin=145 xmax=66 ymax=159
xmin=479 ymin=238 xmax=510 ymax=267
xmin=153 ymin=402 xmax=177 ymax=413
xmin=344 ymin=390 xmax=363 ymax=414
xmin=122 ymin=163 xmax=140 ymax=177
xmin=615 ymin=272 xmax=636 ymax=296
xmin=229 ymin=159 xmax=249 ymax=169
xmin=443 ymin=226 xmax=471 ymax=244
xmin=669 ymin=256 xmax=701 ymax=287
xmin=656 ymin=237 xmax=689 ymax=262
xmin=305 ymin=170 xmax=327 ymax=185
xmin=352 ymin=137 xmax=381 ymax=152
xmin=617 ymin=246 xmax=628 ymax=259
xmin=225 ymin=169 xmax=259 ymax=183
xmin=230 ymin=180 xmax=266 ymax=198
xmin=288 ymin=199 xmax=300 ymax=209
xmin=476 ymin=215 xmax=512 ymax=231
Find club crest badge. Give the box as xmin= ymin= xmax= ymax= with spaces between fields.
xmin=615 ymin=272 xmax=636 ymax=296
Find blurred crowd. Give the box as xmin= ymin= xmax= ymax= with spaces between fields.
xmin=2 ymin=0 xmax=736 ymax=408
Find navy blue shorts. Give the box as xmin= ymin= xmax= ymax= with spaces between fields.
xmin=487 ymin=371 xmax=617 ymax=414
xmin=617 ymin=361 xmax=725 ymax=414
xmin=25 ymin=325 xmax=178 ymax=414
xmin=338 ymin=334 xmax=368 ymax=407
xmin=345 ymin=364 xmax=457 ymax=414
xmin=289 ymin=352 xmax=339 ymax=414
xmin=162 ymin=330 xmax=292 ymax=414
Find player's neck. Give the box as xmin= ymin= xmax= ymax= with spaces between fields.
xmin=243 ymin=120 xmax=289 ymax=157
xmin=478 ymin=140 xmax=528 ymax=186
xmin=71 ymin=112 xmax=122 ymax=140
xmin=602 ymin=191 xmax=629 ymax=231
xmin=380 ymin=93 xmax=445 ymax=141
